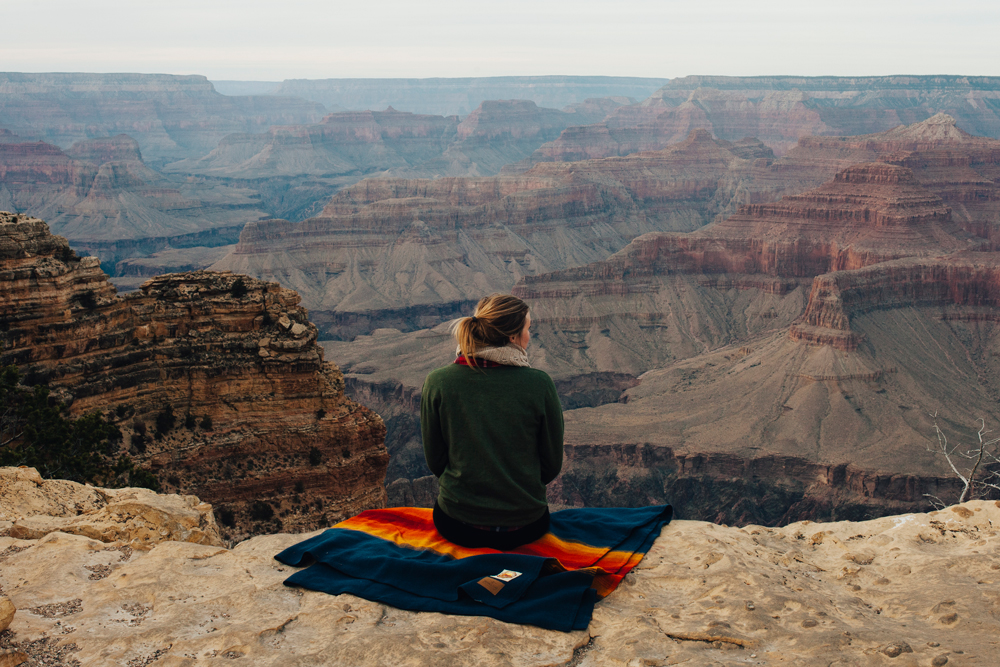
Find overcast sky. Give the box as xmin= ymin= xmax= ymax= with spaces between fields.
xmin=4 ymin=0 xmax=999 ymax=81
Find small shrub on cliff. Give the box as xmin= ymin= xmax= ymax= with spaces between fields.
xmin=155 ymin=405 xmax=175 ymax=435
xmin=217 ymin=507 xmax=236 ymax=528
xmin=250 ymin=500 xmax=274 ymax=522
xmin=200 ymin=415 xmax=213 ymax=431
xmin=0 ymin=366 xmax=157 ymax=490
xmin=78 ymin=290 xmax=98 ymax=310
xmin=294 ymin=480 xmax=304 ymax=493
xmin=308 ymin=447 xmax=322 ymax=466
xmin=132 ymin=418 xmax=147 ymax=436
xmin=315 ymin=408 xmax=326 ymax=420
xmin=184 ymin=413 xmax=197 ymax=429
xmin=230 ymin=277 xmax=248 ymax=299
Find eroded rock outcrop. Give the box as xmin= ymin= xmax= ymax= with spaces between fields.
xmin=1 ymin=475 xmax=998 ymax=665
xmin=0 ymin=214 xmax=388 ymax=541
xmin=0 ymin=467 xmax=222 ymax=548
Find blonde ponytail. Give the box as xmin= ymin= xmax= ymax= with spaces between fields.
xmin=454 ymin=294 xmax=529 ymax=368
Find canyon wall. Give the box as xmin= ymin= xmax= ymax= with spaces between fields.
xmin=215 ymin=130 xmax=774 ymax=338
xmin=0 ymin=213 xmax=388 ymax=542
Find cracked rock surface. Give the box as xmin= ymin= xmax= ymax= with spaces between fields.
xmin=2 ymin=474 xmax=999 ymax=666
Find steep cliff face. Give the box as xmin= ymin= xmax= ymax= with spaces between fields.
xmin=0 ymin=72 xmax=325 ymax=160
xmin=214 ymin=130 xmax=774 ymax=338
xmin=0 ymin=213 xmax=388 ymax=542
xmin=792 ymin=254 xmax=1000 ymax=350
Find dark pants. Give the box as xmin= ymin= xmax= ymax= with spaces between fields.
xmin=433 ymin=502 xmax=550 ymax=550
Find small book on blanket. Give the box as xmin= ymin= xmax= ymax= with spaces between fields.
xmin=274 ymin=504 xmax=673 ymax=632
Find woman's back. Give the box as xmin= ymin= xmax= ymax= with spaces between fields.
xmin=419 ymin=292 xmax=564 ymax=549
xmin=422 ymin=363 xmax=563 ymax=527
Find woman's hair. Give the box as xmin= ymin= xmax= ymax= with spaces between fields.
xmin=454 ymin=294 xmax=529 ymax=367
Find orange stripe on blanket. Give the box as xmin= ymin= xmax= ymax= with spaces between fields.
xmin=334 ymin=508 xmax=645 ymax=598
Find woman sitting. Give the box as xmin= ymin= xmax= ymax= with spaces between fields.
xmin=420 ymin=293 xmax=564 ymax=550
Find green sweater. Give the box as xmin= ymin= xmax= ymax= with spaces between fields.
xmin=421 ymin=363 xmax=564 ymax=526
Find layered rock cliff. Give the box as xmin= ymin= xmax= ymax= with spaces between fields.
xmin=2 ymin=469 xmax=998 ymax=666
xmin=0 ymin=213 xmax=388 ymax=542
xmin=215 ymin=130 xmax=774 ymax=338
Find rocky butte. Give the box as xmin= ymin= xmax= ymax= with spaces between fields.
xmin=0 ymin=213 xmax=388 ymax=543
xmin=1 ymin=468 xmax=998 ymax=665
xmin=215 ymin=129 xmax=775 ymax=339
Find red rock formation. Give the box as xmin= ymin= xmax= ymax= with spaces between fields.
xmin=0 ymin=213 xmax=388 ymax=540
xmin=518 ymin=163 xmax=973 ymax=295
xmin=767 ymin=115 xmax=1000 ymax=244
xmin=0 ymin=141 xmax=90 ymax=188
xmin=791 ymin=254 xmax=1000 ymax=350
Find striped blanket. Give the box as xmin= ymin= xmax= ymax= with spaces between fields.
xmin=274 ymin=504 xmax=672 ymax=632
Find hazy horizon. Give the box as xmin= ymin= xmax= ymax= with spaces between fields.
xmin=4 ymin=0 xmax=999 ymax=80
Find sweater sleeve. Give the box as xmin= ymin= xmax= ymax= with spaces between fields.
xmin=420 ymin=377 xmax=449 ymax=478
xmin=538 ymin=375 xmax=564 ymax=485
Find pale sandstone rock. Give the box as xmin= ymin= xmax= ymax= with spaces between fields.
xmin=0 ymin=468 xmax=222 ymax=549
xmin=0 ymin=597 xmax=14 ymax=632
xmin=1 ymin=487 xmax=998 ymax=666
xmin=0 ymin=651 xmax=27 ymax=667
